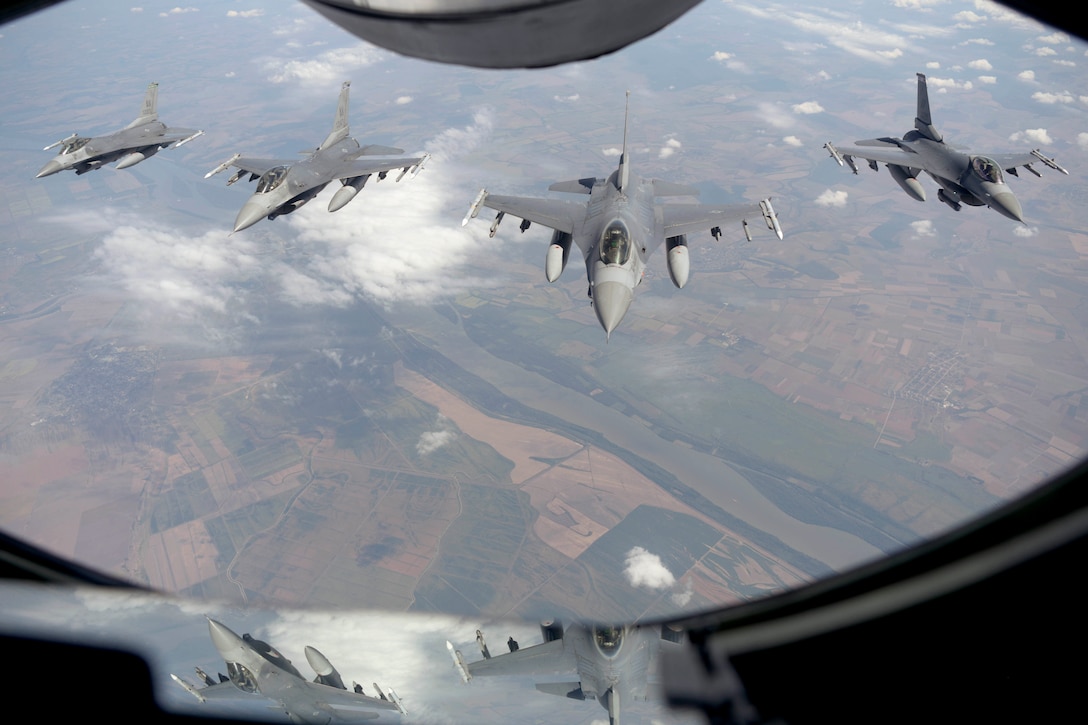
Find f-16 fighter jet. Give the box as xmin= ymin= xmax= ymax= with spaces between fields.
xmin=462 ymin=92 xmax=782 ymax=340
xmin=36 ymin=82 xmax=203 ymax=178
xmin=824 ymin=73 xmax=1067 ymax=222
xmin=171 ymin=618 xmax=405 ymax=724
xmin=448 ymin=620 xmax=686 ymax=725
xmin=206 ymin=81 xmax=429 ymax=232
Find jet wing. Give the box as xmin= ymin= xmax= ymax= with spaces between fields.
xmin=329 ymin=156 xmax=427 ymax=181
xmin=477 ymin=194 xmax=586 ymax=235
xmin=461 ymin=638 xmax=573 ymax=679
xmin=661 ymin=201 xmax=781 ymax=242
xmin=988 ymin=149 xmax=1069 ymax=176
xmin=300 ymin=682 xmax=404 ymax=715
xmin=829 ymin=141 xmax=924 ymax=171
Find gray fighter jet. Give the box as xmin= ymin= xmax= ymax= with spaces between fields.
xmin=206 ymin=81 xmax=429 ymax=233
xmin=462 ymin=92 xmax=782 ymax=340
xmin=824 ymin=73 xmax=1067 ymax=222
xmin=171 ymin=618 xmax=405 ymax=724
xmin=447 ymin=621 xmax=685 ymax=725
xmin=36 ymin=82 xmax=203 ymax=178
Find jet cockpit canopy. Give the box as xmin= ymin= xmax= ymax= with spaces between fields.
xmin=970 ymin=156 xmax=1005 ymax=184
xmin=256 ymin=166 xmax=289 ymax=194
xmin=599 ymin=221 xmax=631 ymax=265
xmin=60 ymin=137 xmax=90 ymax=155
xmin=593 ymin=625 xmax=624 ymax=657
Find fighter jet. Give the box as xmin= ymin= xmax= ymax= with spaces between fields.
xmin=447 ymin=620 xmax=685 ymax=725
xmin=206 ymin=81 xmax=429 ymax=233
xmin=461 ymin=92 xmax=783 ymax=340
xmin=171 ymin=618 xmax=405 ymax=724
xmin=824 ymin=73 xmax=1068 ymax=222
xmin=36 ymin=82 xmax=203 ymax=178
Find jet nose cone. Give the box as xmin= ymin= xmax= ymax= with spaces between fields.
xmin=207 ymin=618 xmax=244 ymax=656
xmin=593 ymin=281 xmax=633 ymax=338
xmin=990 ymin=190 xmax=1024 ymax=223
xmin=35 ymin=159 xmax=63 ymax=178
xmin=233 ymin=199 xmax=268 ymax=232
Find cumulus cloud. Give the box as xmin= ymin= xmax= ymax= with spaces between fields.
xmin=953 ymin=10 xmax=984 ymax=22
xmin=658 ymin=137 xmax=682 ymax=159
xmin=968 ymin=59 xmax=992 ymax=70
xmin=1009 ymin=128 xmax=1053 ymax=145
xmin=227 ymin=9 xmax=263 ymax=17
xmin=928 ymin=77 xmax=973 ymax=91
xmin=395 ymin=96 xmax=412 ymax=105
xmin=1034 ymin=47 xmax=1057 ymax=57
xmin=911 ymin=220 xmax=936 ymax=237
xmin=553 ymin=93 xmax=580 ymax=102
xmin=926 ymin=61 xmax=941 ymax=69
xmin=1013 ymin=225 xmax=1038 ymax=237
xmin=792 ymin=100 xmax=824 ymax=114
xmin=670 ymin=578 xmax=694 ymax=608
xmin=265 ymin=44 xmax=386 ymax=85
xmin=1018 ymin=70 xmax=1036 ymax=81
xmin=962 ymin=37 xmax=995 ymax=45
xmin=602 ymin=146 xmax=622 ymax=157
xmin=417 ymin=429 xmax=456 ymax=456
xmin=1032 ymin=90 xmax=1074 ymax=104
xmin=1038 ymin=31 xmax=1069 ymax=44
xmin=978 ymin=75 xmax=997 ymax=84
xmin=783 ymin=135 xmax=803 ymax=147
xmin=623 ymin=547 xmax=676 ymax=590
xmin=815 ymin=189 xmax=848 ymax=208
xmin=816 ymin=70 xmax=831 ymax=80
xmin=130 ymin=7 xmax=143 ymax=12
xmin=891 ymin=0 xmax=944 ymax=8
xmin=711 ymin=51 xmax=733 ymax=61
xmin=1054 ymin=59 xmax=1076 ymax=67
xmin=159 ymin=6 xmax=197 ymax=16
xmin=758 ymin=102 xmax=794 ymax=129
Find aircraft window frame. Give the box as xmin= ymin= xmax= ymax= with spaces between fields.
xmin=970 ymin=156 xmax=1005 ymax=185
xmin=61 ymin=137 xmax=90 ymax=155
xmin=599 ymin=221 xmax=631 ymax=265
xmin=256 ymin=166 xmax=289 ymax=194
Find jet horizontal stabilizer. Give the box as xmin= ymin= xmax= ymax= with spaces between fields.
xmin=1031 ymin=149 xmax=1069 ymax=175
xmin=548 ymin=177 xmax=596 ymax=194
xmin=535 ymin=682 xmax=587 ymax=700
xmin=358 ymin=144 xmax=406 ymax=156
xmin=461 ymin=188 xmax=488 ymax=226
xmin=205 ymin=153 xmax=241 ymax=179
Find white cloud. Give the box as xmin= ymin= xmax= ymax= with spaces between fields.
xmin=891 ymin=0 xmax=945 ymax=8
xmin=553 ymin=94 xmax=580 ymax=102
xmin=417 ymin=429 xmax=456 ymax=456
xmin=792 ymin=101 xmax=824 ymax=115
xmin=159 ymin=6 xmax=197 ymax=16
xmin=758 ymin=102 xmax=794 ymax=129
xmin=623 ymin=547 xmax=676 ymax=590
xmin=978 ymin=75 xmax=997 ymax=84
xmin=265 ymin=44 xmax=386 ymax=85
xmin=130 ymin=7 xmax=143 ymax=12
xmin=815 ymin=189 xmax=848 ymax=208
xmin=226 ymin=9 xmax=263 ymax=17
xmin=602 ymin=146 xmax=622 ymax=157
xmin=816 ymin=70 xmax=831 ymax=81
xmin=1013 ymin=225 xmax=1038 ymax=237
xmin=658 ymin=137 xmax=682 ymax=159
xmin=1018 ymin=69 xmax=1036 ymax=81
xmin=670 ymin=578 xmax=694 ymax=608
xmin=953 ymin=10 xmax=984 ymax=22
xmin=962 ymin=37 xmax=995 ymax=45
xmin=783 ymin=135 xmax=803 ymax=147
xmin=1054 ymin=60 xmax=1076 ymax=67
xmin=1009 ymin=128 xmax=1053 ymax=145
xmin=926 ymin=61 xmax=941 ymax=69
xmin=395 ymin=96 xmax=413 ymax=105
xmin=1078 ymin=132 xmax=1088 ymax=150
xmin=1038 ymin=31 xmax=1069 ymax=44
xmin=911 ymin=220 xmax=936 ymax=237
xmin=968 ymin=59 xmax=992 ymax=70
xmin=1035 ymin=47 xmax=1057 ymax=57
xmin=1032 ymin=91 xmax=1074 ymax=104
xmin=711 ymin=51 xmax=733 ymax=61
xmin=928 ymin=77 xmax=973 ymax=92
xmin=877 ymin=48 xmax=904 ymax=59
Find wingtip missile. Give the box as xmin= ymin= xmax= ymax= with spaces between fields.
xmin=205 ymin=153 xmax=241 ymax=179
xmin=43 ymin=133 xmax=78 ymax=152
xmin=760 ymin=198 xmax=783 ymax=240
xmin=171 ymin=674 xmax=206 ymax=703
xmin=175 ymin=129 xmax=204 ymax=148
xmin=408 ymin=153 xmax=431 ymax=180
xmin=387 ymin=688 xmax=407 ymax=715
xmin=1030 ymin=149 xmax=1069 ymax=175
xmin=446 ymin=641 xmax=472 ymax=683
xmin=462 ymin=188 xmax=488 ymax=226
xmin=824 ymin=142 xmax=844 ymax=166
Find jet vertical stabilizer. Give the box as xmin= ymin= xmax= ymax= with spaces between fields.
xmin=319 ymin=81 xmax=352 ymax=151
xmin=126 ymin=82 xmax=159 ymax=128
xmin=616 ymin=90 xmax=631 ymax=193
xmin=914 ymin=73 xmax=942 ymax=142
